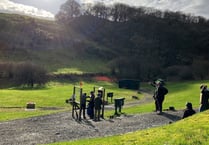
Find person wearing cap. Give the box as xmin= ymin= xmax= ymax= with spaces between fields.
xmin=182 ymin=102 xmax=196 ymax=119
xmin=153 ymin=81 xmax=168 ymax=114
xmin=94 ymin=93 xmax=102 ymax=121
xmin=199 ymin=84 xmax=209 ymax=112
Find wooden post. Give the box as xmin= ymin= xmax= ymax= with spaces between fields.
xmin=78 ymin=87 xmax=83 ymax=120
xmin=101 ymin=88 xmax=105 ymax=118
xmin=72 ymin=86 xmax=76 ymax=118
xmin=73 ymin=86 xmax=76 ymax=95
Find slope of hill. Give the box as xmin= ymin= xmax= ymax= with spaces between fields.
xmin=0 ymin=12 xmax=209 ymax=80
xmin=70 ymin=14 xmax=209 ymax=80
xmin=0 ymin=13 xmax=110 ymax=73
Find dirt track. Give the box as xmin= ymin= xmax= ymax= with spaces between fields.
xmin=0 ymin=108 xmax=184 ymax=145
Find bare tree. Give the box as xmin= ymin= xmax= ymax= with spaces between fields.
xmin=111 ymin=3 xmax=131 ymax=22
xmin=55 ymin=0 xmax=81 ymax=23
xmin=91 ymin=2 xmax=109 ymax=19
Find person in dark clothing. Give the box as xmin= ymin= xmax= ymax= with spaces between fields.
xmin=79 ymin=93 xmax=87 ymax=120
xmin=199 ymin=84 xmax=209 ymax=112
xmin=87 ymin=91 xmax=95 ymax=119
xmin=153 ymin=82 xmax=168 ymax=114
xmin=182 ymin=102 xmax=196 ymax=119
xmin=94 ymin=94 xmax=102 ymax=121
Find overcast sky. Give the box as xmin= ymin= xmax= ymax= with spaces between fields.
xmin=0 ymin=0 xmax=209 ymax=19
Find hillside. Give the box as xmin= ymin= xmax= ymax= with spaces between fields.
xmin=0 ymin=12 xmax=209 ymax=80
xmin=70 ymin=14 xmax=209 ymax=80
xmin=0 ymin=13 xmax=109 ymax=73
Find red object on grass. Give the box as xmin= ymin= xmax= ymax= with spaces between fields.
xmin=80 ymin=81 xmax=83 ymax=87
xmin=94 ymin=76 xmax=113 ymax=82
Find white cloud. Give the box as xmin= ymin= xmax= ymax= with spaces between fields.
xmin=0 ymin=0 xmax=209 ymax=19
xmin=11 ymin=0 xmax=67 ymax=14
xmin=0 ymin=0 xmax=54 ymax=19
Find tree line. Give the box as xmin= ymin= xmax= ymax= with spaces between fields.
xmin=0 ymin=62 xmax=48 ymax=87
xmin=55 ymin=0 xmax=209 ymax=81
xmin=56 ymin=0 xmax=208 ymax=24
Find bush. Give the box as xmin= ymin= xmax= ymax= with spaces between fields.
xmin=0 ymin=62 xmax=14 ymax=78
xmin=192 ymin=59 xmax=209 ymax=80
xmin=165 ymin=65 xmax=193 ymax=81
xmin=13 ymin=62 xmax=48 ymax=87
xmin=179 ymin=66 xmax=193 ymax=80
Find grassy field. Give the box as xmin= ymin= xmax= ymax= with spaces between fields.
xmin=0 ymin=80 xmax=208 ymax=121
xmin=0 ymin=80 xmax=139 ymax=121
xmin=1 ymin=80 xmax=209 ymax=144
xmin=106 ymin=80 xmax=207 ymax=116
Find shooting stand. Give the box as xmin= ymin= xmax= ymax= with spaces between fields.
xmin=66 ymin=86 xmax=83 ymax=120
xmin=114 ymin=98 xmax=125 ymax=115
xmin=107 ymin=92 xmax=113 ymax=103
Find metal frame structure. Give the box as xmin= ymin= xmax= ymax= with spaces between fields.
xmin=71 ymin=86 xmax=83 ymax=120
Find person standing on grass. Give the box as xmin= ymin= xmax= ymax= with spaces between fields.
xmin=94 ymin=93 xmax=102 ymax=121
xmin=182 ymin=102 xmax=196 ymax=119
xmin=199 ymin=84 xmax=209 ymax=112
xmin=153 ymin=81 xmax=168 ymax=115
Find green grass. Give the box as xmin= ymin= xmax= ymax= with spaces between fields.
xmin=0 ymin=109 xmax=62 ymax=121
xmin=0 ymin=81 xmax=139 ymax=121
xmin=163 ymin=80 xmax=205 ymax=110
xmin=0 ymin=80 xmax=208 ymax=121
xmin=27 ymin=48 xmax=109 ymax=73
xmin=106 ymin=80 xmax=206 ymax=117
xmin=1 ymin=80 xmax=209 ymax=144
xmin=0 ymin=80 xmax=207 ymax=121
xmin=48 ymin=111 xmax=209 ymax=145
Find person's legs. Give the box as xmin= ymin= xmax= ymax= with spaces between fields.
xmin=155 ymin=100 xmax=159 ymax=111
xmin=159 ymin=101 xmax=163 ymax=112
xmin=98 ymin=109 xmax=101 ymax=121
xmin=94 ymin=109 xmax=98 ymax=121
xmin=91 ymin=107 xmax=94 ymax=119
xmin=158 ymin=98 xmax=164 ymax=113
xmin=83 ymin=105 xmax=86 ymax=119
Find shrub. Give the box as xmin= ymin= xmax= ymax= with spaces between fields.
xmin=13 ymin=62 xmax=48 ymax=87
xmin=192 ymin=59 xmax=209 ymax=80
xmin=165 ymin=65 xmax=193 ymax=81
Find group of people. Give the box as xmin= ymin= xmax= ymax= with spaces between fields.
xmin=75 ymin=80 xmax=209 ymax=121
xmin=79 ymin=90 xmax=103 ymax=121
xmin=152 ymin=80 xmax=209 ymax=119
xmin=181 ymin=84 xmax=209 ymax=118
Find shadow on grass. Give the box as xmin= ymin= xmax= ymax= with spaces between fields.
xmin=9 ymin=86 xmax=49 ymax=91
xmin=161 ymin=112 xmax=182 ymax=121
xmin=0 ymin=79 xmax=49 ymax=90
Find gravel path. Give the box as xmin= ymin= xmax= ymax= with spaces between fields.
xmin=0 ymin=109 xmax=184 ymax=145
